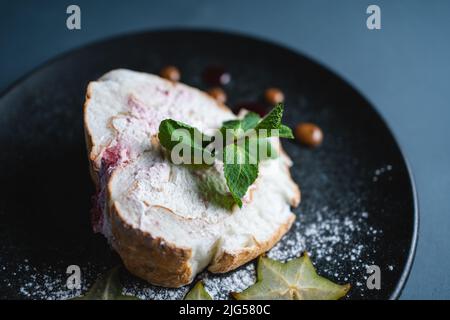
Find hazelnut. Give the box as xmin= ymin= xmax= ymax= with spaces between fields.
xmin=295 ymin=123 xmax=323 ymax=147
xmin=207 ymin=87 xmax=227 ymax=104
xmin=160 ymin=65 xmax=180 ymax=82
xmin=264 ymin=87 xmax=284 ymax=105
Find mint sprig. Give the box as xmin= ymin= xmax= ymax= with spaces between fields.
xmin=223 ymin=143 xmax=259 ymax=207
xmin=158 ymin=103 xmax=293 ymax=208
xmin=158 ymin=119 xmax=214 ymax=167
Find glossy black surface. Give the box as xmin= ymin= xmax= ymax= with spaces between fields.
xmin=0 ymin=30 xmax=417 ymax=300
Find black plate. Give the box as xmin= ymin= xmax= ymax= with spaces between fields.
xmin=0 ymin=30 xmax=418 ymax=300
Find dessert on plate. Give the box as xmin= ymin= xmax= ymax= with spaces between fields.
xmin=83 ymin=69 xmax=300 ymax=287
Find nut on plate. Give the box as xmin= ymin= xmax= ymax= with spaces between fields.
xmin=264 ymin=87 xmax=285 ymax=105
xmin=207 ymin=87 xmax=227 ymax=104
xmin=160 ymin=65 xmax=180 ymax=82
xmin=295 ymin=123 xmax=323 ymax=147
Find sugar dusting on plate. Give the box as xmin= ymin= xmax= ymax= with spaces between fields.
xmin=200 ymin=206 xmax=381 ymax=299
xmin=0 ymin=262 xmax=90 ymax=300
xmin=2 ymin=204 xmax=381 ymax=300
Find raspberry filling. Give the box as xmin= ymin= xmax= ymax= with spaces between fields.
xmin=91 ymin=144 xmax=128 ymax=233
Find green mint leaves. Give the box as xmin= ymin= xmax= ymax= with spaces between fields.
xmin=158 ymin=119 xmax=214 ymax=167
xmin=221 ymin=111 xmax=261 ymax=133
xmin=196 ymin=168 xmax=236 ymax=210
xmin=278 ymin=124 xmax=295 ymax=139
xmin=255 ymin=104 xmax=294 ymax=138
xmin=158 ymin=103 xmax=294 ymax=208
xmin=255 ymin=103 xmax=283 ymax=131
xmin=223 ymin=143 xmax=259 ymax=207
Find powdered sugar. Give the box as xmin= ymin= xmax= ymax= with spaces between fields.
xmin=0 ymin=261 xmax=90 ymax=300
xmin=5 ymin=205 xmax=380 ymax=300
xmin=201 ymin=263 xmax=256 ymax=300
xmin=270 ymin=208 xmax=378 ymax=263
xmin=268 ymin=207 xmax=381 ymax=287
xmin=372 ymin=165 xmax=393 ymax=182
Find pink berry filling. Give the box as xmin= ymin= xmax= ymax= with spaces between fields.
xmin=91 ymin=143 xmax=128 ymax=234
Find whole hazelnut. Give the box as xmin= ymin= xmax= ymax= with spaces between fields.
xmin=207 ymin=87 xmax=227 ymax=104
xmin=264 ymin=88 xmax=285 ymax=105
xmin=160 ymin=65 xmax=180 ymax=82
xmin=295 ymin=123 xmax=323 ymax=147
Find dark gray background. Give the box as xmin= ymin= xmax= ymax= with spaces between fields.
xmin=0 ymin=0 xmax=448 ymax=299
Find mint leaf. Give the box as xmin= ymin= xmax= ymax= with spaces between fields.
xmin=158 ymin=119 xmax=213 ymax=166
xmin=255 ymin=103 xmax=283 ymax=131
xmin=221 ymin=112 xmax=261 ymax=139
xmin=253 ymin=104 xmax=293 ymax=139
xmin=256 ymin=138 xmax=278 ymax=161
xmin=223 ymin=143 xmax=258 ymax=208
xmin=157 ymin=104 xmax=293 ymax=208
xmin=196 ymin=168 xmax=235 ymax=210
xmin=243 ymin=137 xmax=278 ymax=164
xmin=278 ymin=124 xmax=294 ymax=139
xmin=158 ymin=119 xmax=205 ymax=150
xmin=240 ymin=112 xmax=261 ymax=131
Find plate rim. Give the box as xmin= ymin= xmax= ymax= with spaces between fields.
xmin=0 ymin=28 xmax=419 ymax=300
